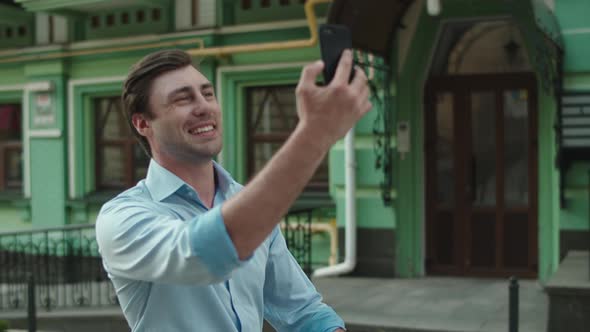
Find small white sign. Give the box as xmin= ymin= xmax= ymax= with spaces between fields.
xmin=33 ymin=92 xmax=55 ymax=127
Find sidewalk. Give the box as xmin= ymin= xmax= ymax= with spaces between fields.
xmin=313 ymin=277 xmax=548 ymax=332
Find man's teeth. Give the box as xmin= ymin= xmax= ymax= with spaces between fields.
xmin=190 ymin=125 xmax=214 ymax=134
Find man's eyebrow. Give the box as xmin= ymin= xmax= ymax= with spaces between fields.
xmin=166 ymin=86 xmax=192 ymax=103
xmin=201 ymin=83 xmax=214 ymax=91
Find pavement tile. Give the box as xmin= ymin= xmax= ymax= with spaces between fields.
xmin=313 ymin=276 xmax=547 ymax=332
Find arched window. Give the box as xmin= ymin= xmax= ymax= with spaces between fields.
xmin=431 ymin=20 xmax=532 ymax=76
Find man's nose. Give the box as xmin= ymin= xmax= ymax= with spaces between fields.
xmin=190 ymin=99 xmax=212 ymax=117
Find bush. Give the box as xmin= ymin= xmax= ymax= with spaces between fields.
xmin=0 ymin=320 xmax=9 ymax=332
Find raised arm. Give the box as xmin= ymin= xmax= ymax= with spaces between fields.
xmin=222 ymin=50 xmax=371 ymax=259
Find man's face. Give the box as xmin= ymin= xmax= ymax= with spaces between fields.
xmin=137 ymin=65 xmax=223 ymax=164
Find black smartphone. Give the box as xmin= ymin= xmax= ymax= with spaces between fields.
xmin=319 ymin=24 xmax=354 ymax=85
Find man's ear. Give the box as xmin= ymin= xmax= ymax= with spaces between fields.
xmin=132 ymin=113 xmax=151 ymax=137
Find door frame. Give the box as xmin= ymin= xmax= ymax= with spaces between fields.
xmin=424 ymin=73 xmax=538 ymax=278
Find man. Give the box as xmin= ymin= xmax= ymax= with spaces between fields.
xmin=96 ymin=48 xmax=371 ymax=331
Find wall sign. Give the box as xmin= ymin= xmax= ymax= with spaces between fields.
xmin=33 ymin=92 xmax=56 ymax=127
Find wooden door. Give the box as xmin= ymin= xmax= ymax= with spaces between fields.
xmin=425 ymin=74 xmax=538 ymax=278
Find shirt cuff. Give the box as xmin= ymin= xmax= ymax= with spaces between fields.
xmin=189 ymin=205 xmax=245 ymax=278
xmin=303 ymin=310 xmax=345 ymax=332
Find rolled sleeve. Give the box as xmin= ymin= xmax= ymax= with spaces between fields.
xmin=96 ymin=197 xmax=246 ymax=285
xmin=189 ymin=204 xmax=247 ymax=279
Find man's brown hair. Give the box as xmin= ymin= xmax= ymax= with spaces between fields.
xmin=122 ymin=49 xmax=193 ymax=157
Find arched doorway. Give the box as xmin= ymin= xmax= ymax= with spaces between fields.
xmin=424 ymin=20 xmax=538 ymax=277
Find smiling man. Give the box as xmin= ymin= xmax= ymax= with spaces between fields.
xmin=95 ymin=49 xmax=371 ymax=332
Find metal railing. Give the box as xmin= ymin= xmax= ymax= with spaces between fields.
xmin=0 ymin=206 xmax=326 ymax=312
xmin=282 ymin=208 xmax=314 ymax=276
xmin=0 ymin=224 xmax=116 ymax=312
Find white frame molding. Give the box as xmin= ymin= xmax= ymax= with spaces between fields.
xmin=29 ymin=129 xmax=62 ymax=138
xmin=215 ymin=61 xmax=308 ymax=167
xmin=67 ymin=76 xmax=126 ymax=199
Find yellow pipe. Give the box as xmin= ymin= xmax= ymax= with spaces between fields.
xmin=0 ymin=38 xmax=204 ymax=64
xmin=281 ymin=219 xmax=338 ymax=266
xmin=186 ymin=0 xmax=332 ymax=57
xmin=0 ymin=0 xmax=331 ymax=64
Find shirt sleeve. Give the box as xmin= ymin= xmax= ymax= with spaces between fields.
xmin=96 ymin=197 xmax=245 ymax=285
xmin=262 ymin=227 xmax=345 ymax=332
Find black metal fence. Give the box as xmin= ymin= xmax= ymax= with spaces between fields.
xmin=0 ymin=224 xmax=117 ymax=312
xmin=283 ymin=208 xmax=313 ymax=276
xmin=0 ymin=207 xmax=319 ymax=312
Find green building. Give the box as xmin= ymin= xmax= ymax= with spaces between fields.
xmin=0 ymin=0 xmax=588 ymax=284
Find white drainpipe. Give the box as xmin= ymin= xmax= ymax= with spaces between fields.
xmin=427 ymin=0 xmax=441 ymax=16
xmin=312 ymin=128 xmax=357 ymax=278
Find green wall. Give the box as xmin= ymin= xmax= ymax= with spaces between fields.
xmin=0 ymin=204 xmax=30 ymax=232
xmin=30 ymin=139 xmax=67 ymax=227
xmin=25 ymin=67 xmax=69 ymax=228
xmin=555 ymin=1 xmax=590 ymax=72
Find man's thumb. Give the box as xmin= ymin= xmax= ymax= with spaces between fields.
xmin=299 ymin=60 xmax=324 ymax=86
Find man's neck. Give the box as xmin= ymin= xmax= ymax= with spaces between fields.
xmin=156 ymin=156 xmax=216 ymax=208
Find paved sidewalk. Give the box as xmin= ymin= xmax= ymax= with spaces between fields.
xmin=313 ymin=277 xmax=547 ymax=332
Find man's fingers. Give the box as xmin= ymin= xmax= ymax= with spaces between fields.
xmin=358 ymin=84 xmax=370 ymax=104
xmin=299 ymin=60 xmax=324 ymax=87
xmin=332 ymin=49 xmax=353 ymax=84
xmin=361 ymin=100 xmax=373 ymax=114
xmin=350 ymin=66 xmax=369 ymax=90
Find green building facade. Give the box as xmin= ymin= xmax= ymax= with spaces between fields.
xmin=0 ymin=0 xmax=588 ymax=282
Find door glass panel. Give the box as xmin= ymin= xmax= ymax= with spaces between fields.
xmin=471 ymin=92 xmax=496 ymax=206
xmin=436 ymin=93 xmax=454 ymax=205
xmin=467 ymin=91 xmax=496 ymax=206
xmin=504 ymin=89 xmax=529 ymax=206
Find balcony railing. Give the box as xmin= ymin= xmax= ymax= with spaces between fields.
xmin=0 ymin=206 xmax=326 ymax=312
xmin=0 ymin=224 xmax=115 ymax=312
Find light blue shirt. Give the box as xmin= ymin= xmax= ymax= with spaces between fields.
xmin=96 ymin=160 xmax=344 ymax=332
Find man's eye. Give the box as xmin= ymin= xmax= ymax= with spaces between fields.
xmin=176 ymin=95 xmax=192 ymax=103
xmin=203 ymin=91 xmax=215 ymax=98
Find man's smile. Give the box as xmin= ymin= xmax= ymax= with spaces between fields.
xmin=188 ymin=123 xmax=217 ymax=137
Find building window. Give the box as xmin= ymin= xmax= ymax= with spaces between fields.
xmin=136 ymin=10 xmax=145 ymax=23
xmin=246 ymin=85 xmax=329 ymax=193
xmin=91 ymin=16 xmax=100 ymax=28
xmin=121 ymin=12 xmax=130 ymax=25
xmin=106 ymin=14 xmax=115 ymax=26
xmin=0 ymin=104 xmax=22 ymax=192
xmin=152 ymin=8 xmax=161 ymax=21
xmin=94 ymin=97 xmax=149 ymax=191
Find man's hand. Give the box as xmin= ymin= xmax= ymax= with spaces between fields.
xmin=333 ymin=328 xmax=345 ymax=332
xmin=295 ymin=49 xmax=372 ymax=151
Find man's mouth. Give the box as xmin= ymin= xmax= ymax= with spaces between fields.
xmin=189 ymin=124 xmax=215 ymax=135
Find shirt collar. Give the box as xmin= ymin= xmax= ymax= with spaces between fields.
xmin=145 ymin=159 xmax=235 ymax=202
